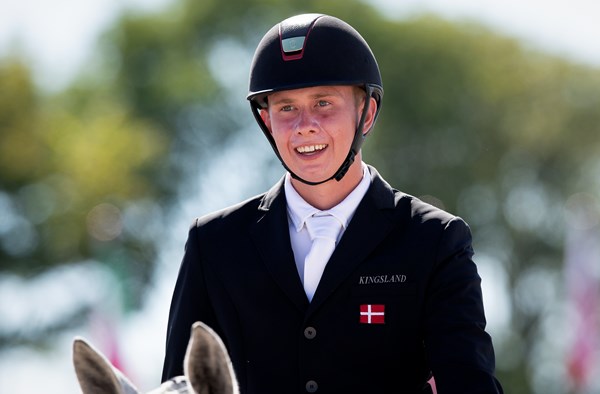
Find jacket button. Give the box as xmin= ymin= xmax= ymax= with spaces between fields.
xmin=305 ymin=380 xmax=318 ymax=392
xmin=304 ymin=326 xmax=317 ymax=339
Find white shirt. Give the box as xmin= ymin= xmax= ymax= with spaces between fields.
xmin=284 ymin=163 xmax=371 ymax=284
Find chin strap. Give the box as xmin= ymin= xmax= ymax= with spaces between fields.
xmin=251 ymin=85 xmax=376 ymax=186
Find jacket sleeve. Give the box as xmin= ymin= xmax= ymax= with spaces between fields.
xmin=424 ymin=217 xmax=503 ymax=393
xmin=161 ymin=222 xmax=218 ymax=382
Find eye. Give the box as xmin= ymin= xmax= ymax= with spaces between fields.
xmin=280 ymin=105 xmax=294 ymax=112
xmin=317 ymin=100 xmax=330 ymax=107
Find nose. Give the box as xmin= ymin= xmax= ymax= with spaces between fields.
xmin=294 ymin=109 xmax=318 ymax=135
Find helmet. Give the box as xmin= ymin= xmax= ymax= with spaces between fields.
xmin=247 ymin=13 xmax=384 ymax=185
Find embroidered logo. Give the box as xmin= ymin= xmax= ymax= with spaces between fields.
xmin=359 ymin=304 xmax=385 ymax=324
xmin=358 ymin=274 xmax=406 ymax=285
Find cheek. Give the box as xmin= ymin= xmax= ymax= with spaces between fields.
xmin=269 ymin=116 xmax=296 ymax=136
xmin=269 ymin=122 xmax=292 ymax=149
xmin=260 ymin=110 xmax=273 ymax=133
xmin=327 ymin=117 xmax=356 ymax=140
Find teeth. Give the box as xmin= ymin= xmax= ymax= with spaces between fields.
xmin=297 ymin=144 xmax=327 ymax=153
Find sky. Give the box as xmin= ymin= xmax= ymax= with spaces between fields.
xmin=0 ymin=0 xmax=599 ymax=392
xmin=0 ymin=0 xmax=599 ymax=91
xmin=0 ymin=0 xmax=173 ymax=91
xmin=373 ymin=0 xmax=600 ymax=67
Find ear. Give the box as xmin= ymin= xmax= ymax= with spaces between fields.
xmin=72 ymin=338 xmax=139 ymax=394
xmin=185 ymin=322 xmax=238 ymax=394
xmin=259 ymin=108 xmax=272 ymax=134
xmin=361 ymin=96 xmax=378 ymax=136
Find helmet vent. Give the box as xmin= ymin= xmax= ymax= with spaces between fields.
xmin=279 ymin=13 xmax=323 ymax=61
xmin=281 ymin=36 xmax=305 ymax=54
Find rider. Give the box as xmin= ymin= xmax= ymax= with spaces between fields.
xmin=163 ymin=13 xmax=503 ymax=394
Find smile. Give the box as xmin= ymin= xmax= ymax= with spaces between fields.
xmin=296 ymin=144 xmax=327 ymax=154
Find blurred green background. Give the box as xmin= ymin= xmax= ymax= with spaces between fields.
xmin=1 ymin=0 xmax=599 ymax=393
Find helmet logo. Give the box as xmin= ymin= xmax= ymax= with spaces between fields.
xmin=279 ymin=13 xmax=323 ymax=61
xmin=282 ymin=36 xmax=306 ymax=53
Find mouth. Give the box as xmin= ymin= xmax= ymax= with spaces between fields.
xmin=296 ymin=144 xmax=328 ymax=154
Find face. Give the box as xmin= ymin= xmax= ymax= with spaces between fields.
xmin=260 ymin=85 xmax=375 ymax=184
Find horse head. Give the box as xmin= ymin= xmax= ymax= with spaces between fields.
xmin=73 ymin=321 xmax=238 ymax=394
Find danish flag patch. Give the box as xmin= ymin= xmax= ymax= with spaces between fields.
xmin=359 ymin=304 xmax=385 ymax=324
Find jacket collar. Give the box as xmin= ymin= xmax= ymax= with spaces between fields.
xmin=251 ymin=166 xmax=399 ymax=315
xmin=258 ymin=165 xmax=395 ymax=212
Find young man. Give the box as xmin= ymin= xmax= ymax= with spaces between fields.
xmin=162 ymin=13 xmax=503 ymax=393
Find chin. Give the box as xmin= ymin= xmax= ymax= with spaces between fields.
xmin=291 ymin=169 xmax=332 ymax=185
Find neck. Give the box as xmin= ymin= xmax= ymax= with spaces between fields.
xmin=291 ymin=156 xmax=364 ymax=210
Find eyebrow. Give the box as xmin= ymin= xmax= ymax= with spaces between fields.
xmin=269 ymin=92 xmax=339 ymax=107
xmin=269 ymin=97 xmax=294 ymax=106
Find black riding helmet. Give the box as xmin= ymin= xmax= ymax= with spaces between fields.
xmin=247 ymin=13 xmax=383 ymax=185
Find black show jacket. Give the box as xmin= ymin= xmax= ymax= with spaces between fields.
xmin=162 ymin=167 xmax=503 ymax=394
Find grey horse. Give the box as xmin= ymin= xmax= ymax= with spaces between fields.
xmin=73 ymin=321 xmax=238 ymax=394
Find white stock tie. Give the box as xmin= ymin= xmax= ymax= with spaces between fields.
xmin=303 ymin=213 xmax=342 ymax=302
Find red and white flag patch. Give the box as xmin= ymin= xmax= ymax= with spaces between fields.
xmin=359 ymin=304 xmax=385 ymax=324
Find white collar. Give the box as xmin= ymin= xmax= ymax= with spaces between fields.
xmin=284 ymin=162 xmax=371 ymax=233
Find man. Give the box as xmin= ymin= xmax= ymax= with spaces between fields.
xmin=162 ymin=13 xmax=503 ymax=393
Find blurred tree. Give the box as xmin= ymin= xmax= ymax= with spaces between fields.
xmin=0 ymin=58 xmax=168 ymax=345
xmin=0 ymin=59 xmax=165 ymax=275
xmin=0 ymin=0 xmax=294 ymax=349
xmin=1 ymin=1 xmax=599 ymax=393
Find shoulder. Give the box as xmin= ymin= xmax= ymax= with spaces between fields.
xmin=402 ymin=193 xmax=459 ymax=227
xmin=190 ymin=193 xmax=265 ymax=233
xmin=399 ymin=192 xmax=472 ymax=244
xmin=368 ymin=166 xmax=469 ymax=233
xmin=188 ymin=178 xmax=285 ymax=235
xmin=381 ymin=183 xmax=475 ymax=264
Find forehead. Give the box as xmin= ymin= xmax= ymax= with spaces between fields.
xmin=268 ymin=85 xmax=355 ymax=103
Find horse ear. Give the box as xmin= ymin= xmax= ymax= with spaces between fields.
xmin=72 ymin=337 xmax=139 ymax=394
xmin=184 ymin=322 xmax=238 ymax=394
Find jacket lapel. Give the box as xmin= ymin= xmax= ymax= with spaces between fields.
xmin=250 ymin=178 xmax=309 ymax=312
xmin=308 ymin=167 xmax=398 ymax=313
xmin=249 ymin=168 xmax=401 ymax=315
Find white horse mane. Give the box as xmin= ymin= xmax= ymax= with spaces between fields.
xmin=73 ymin=322 xmax=239 ymax=394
